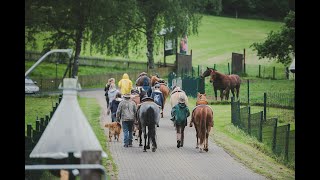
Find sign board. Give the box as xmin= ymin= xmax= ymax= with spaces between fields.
xmin=164 ymin=38 xmax=176 ymax=56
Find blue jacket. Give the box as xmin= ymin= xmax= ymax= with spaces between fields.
xmin=110 ymin=98 xmax=122 ymax=114
xmin=150 ymin=90 xmax=164 ymax=109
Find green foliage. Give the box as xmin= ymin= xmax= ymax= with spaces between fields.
xmin=25 ymin=95 xmax=60 ymax=133
xmin=251 ymin=11 xmax=295 ymax=66
xmin=79 ymin=96 xmax=118 ymax=178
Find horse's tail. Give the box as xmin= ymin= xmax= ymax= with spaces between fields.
xmin=199 ymin=108 xmax=207 ymax=145
xmin=146 ymin=106 xmax=156 ymax=138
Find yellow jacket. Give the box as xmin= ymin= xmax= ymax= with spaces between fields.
xmin=118 ymin=73 xmax=132 ymax=95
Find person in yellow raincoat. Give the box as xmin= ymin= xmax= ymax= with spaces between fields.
xmin=118 ymin=73 xmax=133 ymax=95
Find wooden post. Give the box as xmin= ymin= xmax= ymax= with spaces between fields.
xmin=247 ymin=79 xmax=250 ymax=105
xmin=81 ymin=151 xmax=102 ymax=180
xmin=259 ymin=111 xmax=263 ymax=142
xmin=248 ymin=106 xmax=251 ymax=135
xmin=258 ymin=65 xmax=261 ymax=78
xmin=243 ymin=48 xmax=246 ymax=74
xmin=273 ymin=66 xmax=276 ymax=79
xmin=272 ymin=118 xmax=278 ymax=153
xmin=198 ymin=65 xmax=200 ymax=77
xmin=27 ymin=124 xmax=32 ymax=138
xmin=264 ymin=93 xmax=267 ymax=121
xmin=285 ymin=124 xmax=290 ymax=161
xmin=228 ymin=63 xmax=230 ymax=75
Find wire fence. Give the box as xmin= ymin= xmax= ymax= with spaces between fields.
xmin=231 ymin=98 xmax=294 ymax=165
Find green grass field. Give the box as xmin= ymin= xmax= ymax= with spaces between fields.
xmin=26 ymin=15 xmax=283 ymax=67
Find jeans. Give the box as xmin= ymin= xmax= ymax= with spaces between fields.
xmin=111 ymin=113 xmax=116 ymax=122
xmin=122 ymin=121 xmax=134 ymax=146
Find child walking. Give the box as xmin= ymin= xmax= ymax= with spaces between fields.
xmin=170 ymin=94 xmax=190 ymax=148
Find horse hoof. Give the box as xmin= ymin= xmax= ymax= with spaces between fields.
xmin=204 ymin=148 xmax=208 ymax=152
xmin=139 ymin=144 xmax=143 ymax=146
xmin=143 ymin=150 xmax=147 ymax=152
xmin=146 ymin=145 xmax=150 ymax=149
xmin=152 ymin=147 xmax=156 ymax=152
xmin=196 ymin=146 xmax=199 ymax=149
xmin=189 ymin=124 xmax=192 ymax=127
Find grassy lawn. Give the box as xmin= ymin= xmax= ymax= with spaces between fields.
xmin=78 ymin=96 xmax=118 ymax=179
xmin=25 ymin=94 xmax=61 ymax=133
xmin=187 ymin=97 xmax=295 ymax=179
xmin=26 ymin=15 xmax=283 ymax=68
xmin=25 ymin=95 xmax=117 ymax=179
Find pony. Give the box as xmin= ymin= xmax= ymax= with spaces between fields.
xmin=201 ymin=67 xmax=227 ymax=101
xmin=189 ymin=93 xmax=213 ymax=152
xmin=170 ymin=86 xmax=189 ymax=107
xmin=136 ymin=73 xmax=152 ymax=96
xmin=209 ymin=69 xmax=241 ymax=100
xmin=150 ymin=75 xmax=170 ymax=118
xmin=137 ymin=100 xmax=161 ymax=152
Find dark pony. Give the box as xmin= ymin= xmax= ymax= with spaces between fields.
xmin=137 ymin=101 xmax=160 ymax=152
xmin=209 ymin=69 xmax=241 ymax=100
xmin=150 ymin=75 xmax=170 ymax=118
xmin=189 ymin=93 xmax=213 ymax=152
xmin=201 ymin=67 xmax=226 ymax=101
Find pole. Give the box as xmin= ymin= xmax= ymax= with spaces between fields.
xmin=55 ymin=62 xmax=58 ymax=88
xmin=243 ymin=48 xmax=246 ymax=74
xmin=247 ymin=79 xmax=250 ymax=105
xmin=25 ymin=49 xmax=73 ymax=77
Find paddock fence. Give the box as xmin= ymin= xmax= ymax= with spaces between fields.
xmin=231 ymin=97 xmax=295 ymax=164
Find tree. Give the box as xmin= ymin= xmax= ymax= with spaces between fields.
xmin=25 ymin=0 xmax=133 ymax=77
xmin=131 ymin=0 xmax=203 ymax=69
xmin=251 ymin=10 xmax=295 ymax=66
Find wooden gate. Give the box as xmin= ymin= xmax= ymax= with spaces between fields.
xmin=231 ymin=52 xmax=243 ymax=75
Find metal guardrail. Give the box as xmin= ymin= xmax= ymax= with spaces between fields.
xmin=25 ymin=164 xmax=108 ymax=180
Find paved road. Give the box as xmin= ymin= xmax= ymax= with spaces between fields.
xmin=79 ymin=89 xmax=267 ymax=180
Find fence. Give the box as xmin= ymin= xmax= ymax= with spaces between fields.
xmin=31 ymin=66 xmax=175 ymax=92
xmin=25 ymin=94 xmax=62 ymax=179
xmin=198 ymin=64 xmax=293 ymax=80
xmin=231 ymin=97 xmax=294 ymax=163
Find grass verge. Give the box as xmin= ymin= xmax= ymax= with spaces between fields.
xmin=78 ymin=96 xmax=118 ymax=179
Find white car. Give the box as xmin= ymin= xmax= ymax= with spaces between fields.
xmin=25 ymin=77 xmax=40 ymax=94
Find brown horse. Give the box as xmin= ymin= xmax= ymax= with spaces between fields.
xmin=201 ymin=67 xmax=226 ymax=101
xmin=189 ymin=93 xmax=213 ymax=152
xmin=150 ymin=75 xmax=170 ymax=118
xmin=209 ymin=69 xmax=241 ymax=100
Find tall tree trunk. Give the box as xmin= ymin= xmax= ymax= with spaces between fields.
xmin=72 ymin=1 xmax=85 ymax=78
xmin=146 ymin=17 xmax=155 ymax=69
xmin=72 ymin=27 xmax=84 ymax=78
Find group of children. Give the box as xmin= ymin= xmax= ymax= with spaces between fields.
xmin=104 ymin=72 xmax=190 ymax=148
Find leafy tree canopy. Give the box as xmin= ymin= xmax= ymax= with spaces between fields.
xmin=251 ymin=10 xmax=295 ymax=66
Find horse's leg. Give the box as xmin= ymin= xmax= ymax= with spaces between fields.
xmin=220 ymin=89 xmax=224 ymax=101
xmin=138 ymin=122 xmax=143 ymax=146
xmin=236 ymin=87 xmax=240 ymax=100
xmin=231 ymin=88 xmax=235 ymax=98
xmin=143 ymin=128 xmax=147 ymax=152
xmin=213 ymin=83 xmax=217 ymax=101
xmin=195 ymin=125 xmax=199 ymax=149
xmin=151 ymin=127 xmax=157 ymax=152
xmin=146 ymin=127 xmax=150 ymax=149
xmin=204 ymin=125 xmax=211 ymax=152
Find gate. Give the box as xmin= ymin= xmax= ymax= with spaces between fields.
xmin=169 ymin=73 xmax=205 ymax=97
xmin=232 ymin=52 xmax=243 ymax=74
